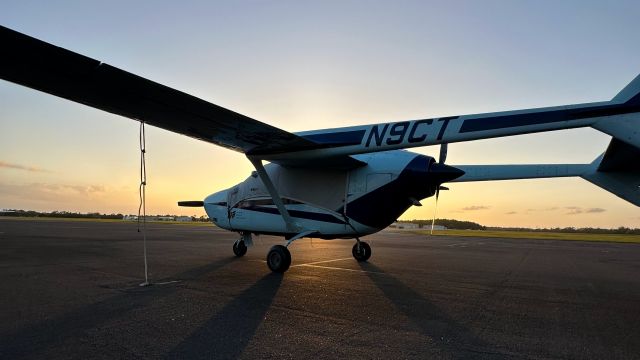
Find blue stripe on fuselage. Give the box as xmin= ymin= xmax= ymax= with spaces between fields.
xmin=237 ymin=206 xmax=346 ymax=224
xmin=459 ymin=103 xmax=640 ymax=133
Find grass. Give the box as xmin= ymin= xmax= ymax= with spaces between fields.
xmin=0 ymin=216 xmax=215 ymax=226
xmin=3 ymin=217 xmax=638 ymax=244
xmin=412 ymin=229 xmax=640 ymax=244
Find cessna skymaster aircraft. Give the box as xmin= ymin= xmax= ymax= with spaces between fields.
xmin=2 ymin=26 xmax=639 ymax=272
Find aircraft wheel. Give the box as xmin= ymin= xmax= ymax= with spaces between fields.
xmin=233 ymin=240 xmax=247 ymax=257
xmin=267 ymin=245 xmax=291 ymax=273
xmin=352 ymin=241 xmax=371 ymax=262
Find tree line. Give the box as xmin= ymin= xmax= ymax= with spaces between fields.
xmin=405 ymin=218 xmax=640 ymax=234
xmin=2 ymin=210 xmax=638 ymax=233
xmin=0 ymin=210 xmax=210 ymax=222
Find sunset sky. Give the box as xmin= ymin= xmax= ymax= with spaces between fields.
xmin=1 ymin=1 xmax=639 ymax=228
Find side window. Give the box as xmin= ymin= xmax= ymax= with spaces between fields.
xmin=233 ymin=197 xmax=302 ymax=209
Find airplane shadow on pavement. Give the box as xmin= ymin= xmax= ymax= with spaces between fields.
xmin=166 ymin=273 xmax=283 ymax=359
xmin=358 ymin=262 xmax=494 ymax=359
xmin=0 ymin=256 xmax=238 ymax=359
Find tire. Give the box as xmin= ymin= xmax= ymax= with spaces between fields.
xmin=352 ymin=241 xmax=372 ymax=262
xmin=266 ymin=245 xmax=291 ymax=273
xmin=233 ymin=240 xmax=247 ymax=257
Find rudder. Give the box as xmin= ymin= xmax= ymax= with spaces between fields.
xmin=591 ymin=74 xmax=640 ymax=148
xmin=580 ymin=139 xmax=640 ymax=206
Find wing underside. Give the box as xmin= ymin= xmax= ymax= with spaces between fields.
xmin=1 ymin=25 xmax=639 ymax=181
xmin=0 ymin=26 xmax=367 ymax=169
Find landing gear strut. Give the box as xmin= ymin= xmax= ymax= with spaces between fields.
xmin=352 ymin=240 xmax=371 ymax=262
xmin=266 ymin=245 xmax=291 ymax=273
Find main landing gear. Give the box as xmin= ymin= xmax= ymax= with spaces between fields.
xmin=266 ymin=245 xmax=291 ymax=273
xmin=235 ymin=231 xmax=371 ymax=273
xmin=265 ymin=230 xmax=316 ymax=273
xmin=230 ymin=231 xmax=294 ymax=273
xmin=352 ymin=239 xmax=372 ymax=262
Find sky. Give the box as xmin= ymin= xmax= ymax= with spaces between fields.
xmin=1 ymin=0 xmax=639 ymax=228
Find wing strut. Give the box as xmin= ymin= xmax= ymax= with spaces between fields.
xmin=247 ymin=156 xmax=301 ymax=233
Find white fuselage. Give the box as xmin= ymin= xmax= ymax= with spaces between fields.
xmin=204 ymin=150 xmax=460 ymax=239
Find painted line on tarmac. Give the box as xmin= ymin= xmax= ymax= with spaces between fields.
xmin=249 ymin=257 xmax=353 ymax=266
xmin=296 ymin=264 xmax=386 ymax=274
xmin=249 ymin=259 xmax=385 ymax=274
xmin=291 ymin=257 xmax=353 ymax=267
xmin=446 ymin=242 xmax=468 ymax=247
xmin=155 ymin=280 xmax=181 ymax=285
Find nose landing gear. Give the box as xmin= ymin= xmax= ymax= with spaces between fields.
xmin=352 ymin=240 xmax=371 ymax=262
xmin=232 ymin=240 xmax=247 ymax=257
xmin=232 ymin=231 xmax=252 ymax=257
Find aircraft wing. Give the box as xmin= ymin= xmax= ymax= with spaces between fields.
xmin=270 ymin=75 xmax=640 ymax=162
xmin=0 ymin=26 xmax=365 ymax=169
xmin=2 ymin=26 xmax=639 ymax=170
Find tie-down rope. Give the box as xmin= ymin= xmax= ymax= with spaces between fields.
xmin=137 ymin=121 xmax=150 ymax=286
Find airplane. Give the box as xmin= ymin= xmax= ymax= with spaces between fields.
xmin=1 ymin=25 xmax=639 ymax=273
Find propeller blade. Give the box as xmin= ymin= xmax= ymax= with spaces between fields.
xmin=430 ymin=144 xmax=453 ymax=235
xmin=430 ymin=187 xmax=440 ymax=235
xmin=438 ymin=143 xmax=448 ymax=164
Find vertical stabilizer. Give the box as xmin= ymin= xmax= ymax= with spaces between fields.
xmin=580 ymin=139 xmax=640 ymax=207
xmin=591 ymin=74 xmax=640 ymax=148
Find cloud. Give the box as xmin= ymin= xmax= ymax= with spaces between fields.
xmin=461 ymin=205 xmax=490 ymax=211
xmin=585 ymin=208 xmax=606 ymax=213
xmin=0 ymin=182 xmax=107 ymax=202
xmin=505 ymin=211 xmax=517 ymax=215
xmin=565 ymin=206 xmax=606 ymax=215
xmin=0 ymin=161 xmax=50 ymax=173
xmin=565 ymin=206 xmax=582 ymax=215
xmin=526 ymin=207 xmax=558 ymax=212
